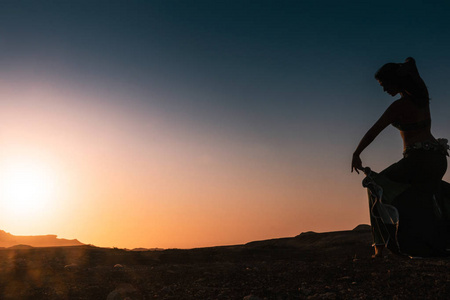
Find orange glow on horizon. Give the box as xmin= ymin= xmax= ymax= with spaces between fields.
xmin=0 ymin=78 xmax=370 ymax=249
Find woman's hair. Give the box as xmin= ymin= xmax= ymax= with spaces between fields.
xmin=374 ymin=57 xmax=429 ymax=107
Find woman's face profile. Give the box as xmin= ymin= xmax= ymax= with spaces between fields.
xmin=378 ymin=80 xmax=400 ymax=97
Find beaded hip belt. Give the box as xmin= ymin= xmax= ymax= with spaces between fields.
xmin=403 ymin=138 xmax=449 ymax=156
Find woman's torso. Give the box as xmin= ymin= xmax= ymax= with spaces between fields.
xmin=390 ymin=97 xmax=435 ymax=148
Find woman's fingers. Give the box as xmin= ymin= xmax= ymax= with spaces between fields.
xmin=351 ymin=155 xmax=363 ymax=174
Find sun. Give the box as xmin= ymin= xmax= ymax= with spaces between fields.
xmin=0 ymin=158 xmax=59 ymax=218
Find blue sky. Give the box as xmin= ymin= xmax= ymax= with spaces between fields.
xmin=1 ymin=1 xmax=450 ymax=247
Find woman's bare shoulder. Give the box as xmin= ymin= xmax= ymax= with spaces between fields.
xmin=391 ymin=98 xmax=406 ymax=106
xmin=389 ymin=98 xmax=424 ymax=111
xmin=388 ymin=98 xmax=430 ymax=123
xmin=386 ymin=99 xmax=404 ymax=114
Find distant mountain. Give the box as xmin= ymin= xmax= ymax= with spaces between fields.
xmin=0 ymin=230 xmax=84 ymax=248
xmin=131 ymin=248 xmax=164 ymax=251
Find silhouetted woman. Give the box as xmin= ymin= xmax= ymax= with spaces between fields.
xmin=351 ymin=57 xmax=449 ymax=257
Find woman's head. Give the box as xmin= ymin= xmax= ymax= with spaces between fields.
xmin=375 ymin=63 xmax=401 ymax=86
xmin=375 ymin=57 xmax=429 ymax=106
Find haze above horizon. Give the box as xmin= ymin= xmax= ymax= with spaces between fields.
xmin=1 ymin=1 xmax=450 ymax=249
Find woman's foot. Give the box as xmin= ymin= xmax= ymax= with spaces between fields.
xmin=372 ymin=244 xmax=384 ymax=258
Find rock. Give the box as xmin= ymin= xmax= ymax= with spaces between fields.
xmin=297 ymin=231 xmax=317 ymax=237
xmin=160 ymin=286 xmax=174 ymax=295
xmin=106 ymin=290 xmax=122 ymax=300
xmin=243 ymin=295 xmax=262 ymax=300
xmin=352 ymin=224 xmax=371 ymax=231
xmin=107 ymin=283 xmax=140 ymax=300
xmin=64 ymin=263 xmax=79 ymax=271
xmin=307 ymin=292 xmax=337 ymax=300
xmin=114 ymin=264 xmax=125 ymax=269
xmin=338 ymin=276 xmax=351 ymax=281
xmin=319 ymin=292 xmax=336 ymax=299
xmin=300 ymin=288 xmax=312 ymax=296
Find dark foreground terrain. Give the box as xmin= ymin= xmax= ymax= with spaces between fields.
xmin=0 ymin=225 xmax=449 ymax=299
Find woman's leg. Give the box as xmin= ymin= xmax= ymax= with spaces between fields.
xmin=368 ymin=156 xmax=416 ymax=256
xmin=368 ymin=190 xmax=386 ymax=246
xmin=379 ymin=151 xmax=448 ymax=256
xmin=367 ymin=176 xmax=401 ymax=257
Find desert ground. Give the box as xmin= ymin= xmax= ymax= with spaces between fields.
xmin=0 ymin=225 xmax=449 ymax=299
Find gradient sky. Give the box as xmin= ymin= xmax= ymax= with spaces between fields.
xmin=1 ymin=1 xmax=450 ymax=249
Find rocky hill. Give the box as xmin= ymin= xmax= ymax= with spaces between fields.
xmin=0 ymin=224 xmax=449 ymax=299
xmin=0 ymin=230 xmax=83 ymax=248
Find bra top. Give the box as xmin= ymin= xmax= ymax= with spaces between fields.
xmin=392 ymin=118 xmax=431 ymax=131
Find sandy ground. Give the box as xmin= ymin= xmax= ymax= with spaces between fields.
xmin=0 ymin=225 xmax=449 ymax=299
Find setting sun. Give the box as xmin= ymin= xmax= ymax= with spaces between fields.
xmin=0 ymin=158 xmax=59 ymax=218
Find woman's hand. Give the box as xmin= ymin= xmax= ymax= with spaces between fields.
xmin=351 ymin=153 xmax=363 ymax=174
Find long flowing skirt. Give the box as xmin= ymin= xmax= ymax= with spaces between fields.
xmin=364 ymin=148 xmax=450 ymax=257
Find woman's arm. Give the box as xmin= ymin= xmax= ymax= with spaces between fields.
xmin=351 ymin=102 xmax=398 ymax=173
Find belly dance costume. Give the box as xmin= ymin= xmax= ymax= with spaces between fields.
xmin=364 ymin=118 xmax=450 ymax=257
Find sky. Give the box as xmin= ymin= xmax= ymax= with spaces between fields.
xmin=1 ymin=0 xmax=450 ymax=249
